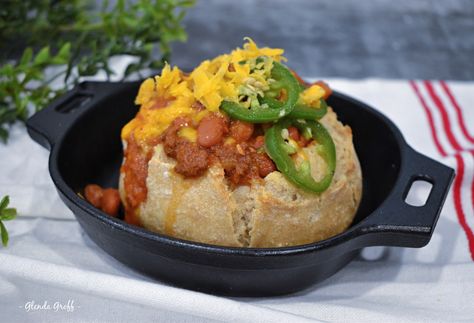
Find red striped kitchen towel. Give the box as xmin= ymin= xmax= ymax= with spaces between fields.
xmin=330 ymin=79 xmax=474 ymax=263
xmin=410 ymin=80 xmax=474 ymax=260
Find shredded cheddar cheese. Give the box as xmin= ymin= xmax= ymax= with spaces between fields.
xmin=299 ymin=84 xmax=325 ymax=108
xmin=122 ymin=38 xmax=286 ymax=144
xmin=178 ymin=127 xmax=197 ymax=142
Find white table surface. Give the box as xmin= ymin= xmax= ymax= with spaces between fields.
xmin=1 ymin=79 xmax=473 ymax=322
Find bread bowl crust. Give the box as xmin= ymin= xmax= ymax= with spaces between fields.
xmin=119 ymin=108 xmax=362 ymax=247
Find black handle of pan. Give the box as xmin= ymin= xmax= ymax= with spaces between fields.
xmin=357 ymin=145 xmax=455 ymax=248
xmin=26 ymin=81 xmax=125 ymax=150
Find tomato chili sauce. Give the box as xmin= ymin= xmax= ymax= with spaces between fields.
xmin=120 ymin=136 xmax=153 ymax=225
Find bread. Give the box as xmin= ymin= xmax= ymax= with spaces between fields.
xmin=119 ymin=107 xmax=362 ymax=247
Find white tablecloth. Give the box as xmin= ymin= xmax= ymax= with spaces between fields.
xmin=1 ymin=79 xmax=473 ymax=322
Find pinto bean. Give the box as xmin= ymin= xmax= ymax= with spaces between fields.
xmin=84 ymin=184 xmax=121 ymax=217
xmin=230 ymin=120 xmax=254 ymax=142
xmin=84 ymin=184 xmax=103 ymax=208
xmin=101 ymin=188 xmax=121 ymax=217
xmin=197 ymin=114 xmax=227 ymax=148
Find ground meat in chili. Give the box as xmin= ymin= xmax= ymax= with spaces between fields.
xmin=175 ymin=141 xmax=209 ymax=177
xmin=161 ymin=116 xmax=192 ymax=158
xmin=160 ymin=116 xmax=276 ymax=186
xmin=209 ymin=142 xmax=275 ymax=186
xmin=254 ymin=152 xmax=277 ymax=178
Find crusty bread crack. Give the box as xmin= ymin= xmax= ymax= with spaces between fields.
xmin=119 ymin=108 xmax=362 ymax=247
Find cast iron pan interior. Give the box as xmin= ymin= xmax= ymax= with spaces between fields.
xmin=26 ymin=81 xmax=454 ymax=296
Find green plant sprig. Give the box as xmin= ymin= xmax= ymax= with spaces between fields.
xmin=0 ymin=0 xmax=194 ymax=142
xmin=0 ymin=196 xmax=17 ymax=247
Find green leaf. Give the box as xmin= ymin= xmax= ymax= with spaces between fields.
xmin=0 ymin=64 xmax=14 ymax=77
xmin=0 ymin=221 xmax=8 ymax=247
xmin=123 ymin=16 xmax=139 ymax=28
xmin=57 ymin=42 xmax=71 ymax=60
xmin=19 ymin=47 xmax=33 ymax=66
xmin=0 ymin=195 xmax=9 ymax=211
xmin=52 ymin=42 xmax=72 ymax=64
xmin=34 ymin=46 xmax=51 ymax=65
xmin=0 ymin=208 xmax=17 ymax=221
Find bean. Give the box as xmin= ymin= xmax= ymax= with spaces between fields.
xmin=84 ymin=184 xmax=103 ymax=208
xmin=230 ymin=120 xmax=254 ymax=142
xmin=101 ymin=188 xmax=121 ymax=217
xmin=197 ymin=115 xmax=227 ymax=148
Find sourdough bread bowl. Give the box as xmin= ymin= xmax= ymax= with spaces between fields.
xmin=118 ymin=39 xmax=362 ymax=247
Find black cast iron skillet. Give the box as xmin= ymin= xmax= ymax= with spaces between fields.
xmin=26 ymin=81 xmax=454 ymax=296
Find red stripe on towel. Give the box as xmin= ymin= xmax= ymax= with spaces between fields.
xmin=411 ymin=80 xmax=474 ymax=261
xmin=440 ymin=81 xmax=474 ymax=144
xmin=472 ymin=151 xmax=474 ymax=211
xmin=453 ymin=155 xmax=474 ymax=261
xmin=409 ymin=81 xmax=447 ymax=156
xmin=424 ymin=81 xmax=463 ymax=152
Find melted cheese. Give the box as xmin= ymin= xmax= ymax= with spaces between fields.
xmin=121 ymin=38 xmax=285 ymax=144
xmin=299 ymin=84 xmax=325 ymax=107
xmin=178 ymin=127 xmax=197 ymax=142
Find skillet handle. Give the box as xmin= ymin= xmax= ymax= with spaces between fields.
xmin=26 ymin=81 xmax=115 ymax=150
xmin=358 ymin=146 xmax=455 ymax=248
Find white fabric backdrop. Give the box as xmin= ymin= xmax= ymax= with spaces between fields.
xmin=1 ymin=78 xmax=473 ymax=322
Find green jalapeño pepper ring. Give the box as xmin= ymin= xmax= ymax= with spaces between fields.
xmin=289 ymin=100 xmax=328 ymax=120
xmin=220 ymin=61 xmax=300 ymax=123
xmin=264 ymin=118 xmax=336 ymax=193
xmin=261 ymin=96 xmax=328 ymax=120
